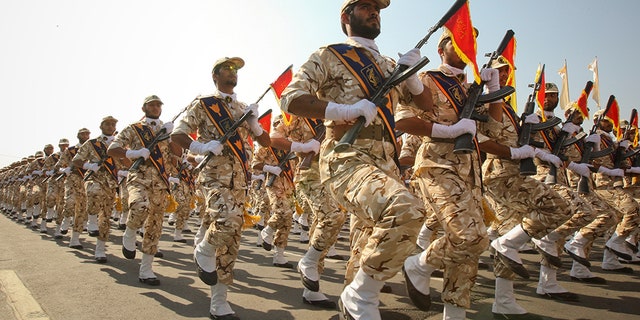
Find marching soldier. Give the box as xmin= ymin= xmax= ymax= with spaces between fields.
xmin=107 ymin=95 xmax=181 ymax=285
xmin=43 ymin=139 xmax=69 ymax=233
xmin=171 ymin=56 xmax=270 ymax=319
xmin=280 ymin=0 xmax=435 ymax=318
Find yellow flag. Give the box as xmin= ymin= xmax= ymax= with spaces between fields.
xmin=587 ymin=57 xmax=600 ymax=107
xmin=558 ymin=60 xmax=571 ymax=110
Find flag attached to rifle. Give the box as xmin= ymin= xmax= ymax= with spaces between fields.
xmin=270 ymin=65 xmax=294 ymax=125
xmin=588 ymin=57 xmax=601 ymax=107
xmin=443 ymin=0 xmax=481 ymax=84
xmin=630 ymin=109 xmax=639 ymax=147
xmin=501 ymin=36 xmax=517 ymax=110
xmin=604 ymin=95 xmax=621 ymax=140
xmin=534 ymin=64 xmax=546 ymax=121
xmin=575 ymin=81 xmax=593 ymax=120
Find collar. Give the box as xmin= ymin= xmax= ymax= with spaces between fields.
xmin=346 ymin=37 xmax=380 ymax=55
xmin=439 ymin=64 xmax=467 ymax=82
xmin=544 ymin=111 xmax=556 ymax=119
xmin=215 ymin=90 xmax=236 ymax=103
xmin=143 ymin=117 xmax=162 ymax=126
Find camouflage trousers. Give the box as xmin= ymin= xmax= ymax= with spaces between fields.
xmin=591 ymin=187 xmax=640 ymax=238
xmin=46 ymin=180 xmax=64 ymax=213
xmin=485 ymin=174 xmax=572 ymax=279
xmin=415 ymin=167 xmax=489 ymax=308
xmin=202 ymin=183 xmax=245 ymax=285
xmin=296 ymin=174 xmax=346 ymax=275
xmin=59 ymin=174 xmax=86 ymax=227
xmin=126 ymin=181 xmax=168 ymax=255
xmin=28 ymin=181 xmax=46 ymax=212
xmin=84 ymin=180 xmax=116 ymax=241
xmin=172 ymin=184 xmax=193 ymax=231
xmin=325 ymin=161 xmax=426 ymax=282
xmin=265 ymin=179 xmax=294 ymax=249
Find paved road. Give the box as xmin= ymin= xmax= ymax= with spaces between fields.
xmin=1 ymin=213 xmax=639 ymax=320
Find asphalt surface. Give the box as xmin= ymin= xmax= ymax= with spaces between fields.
xmin=1 ymin=212 xmax=640 ymax=320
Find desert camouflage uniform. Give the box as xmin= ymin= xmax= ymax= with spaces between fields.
xmin=280 ymin=38 xmax=427 ymax=283
xmin=55 ymin=145 xmax=87 ymax=230
xmin=480 ymin=103 xmax=573 ymax=279
xmin=394 ymin=67 xmax=488 ymax=308
xmin=109 ymin=120 xmax=173 ymax=255
xmin=44 ymin=152 xmax=64 ymax=218
xmin=26 ymin=155 xmax=47 ymax=218
xmin=173 ymin=93 xmax=259 ymax=285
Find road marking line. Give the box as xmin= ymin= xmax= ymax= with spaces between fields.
xmin=0 ymin=270 xmax=49 ymax=320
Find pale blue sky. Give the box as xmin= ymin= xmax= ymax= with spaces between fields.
xmin=1 ymin=0 xmax=637 ymax=167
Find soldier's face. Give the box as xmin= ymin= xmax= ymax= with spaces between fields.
xmin=497 ymin=66 xmax=509 ymax=87
xmin=78 ymin=132 xmax=91 ymax=143
xmin=570 ymin=112 xmax=584 ymax=126
xmin=343 ymin=0 xmax=381 ymax=39
xmin=44 ymin=147 xmax=54 ymax=156
xmin=213 ymin=64 xmax=238 ymax=88
xmin=544 ymin=92 xmax=558 ymax=111
xmin=142 ymin=101 xmax=163 ymax=119
xmin=439 ymin=40 xmax=465 ymax=69
xmin=100 ymin=121 xmax=117 ymax=136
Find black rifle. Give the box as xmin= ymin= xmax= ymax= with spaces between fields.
xmin=264 ymin=152 xmax=297 ymax=188
xmin=453 ymin=29 xmax=516 ymax=153
xmin=518 ymin=64 xmax=562 ymax=175
xmin=334 ymin=0 xmax=471 ymax=152
xmin=545 ymin=81 xmax=593 ymax=184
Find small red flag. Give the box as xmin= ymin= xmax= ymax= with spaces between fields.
xmin=501 ymin=36 xmax=517 ymax=110
xmin=575 ymin=81 xmax=593 ymax=120
xmin=605 ymin=96 xmax=621 ymax=140
xmin=443 ymin=0 xmax=480 ymax=84
xmin=270 ymin=65 xmax=294 ymax=125
xmin=535 ymin=64 xmax=546 ymax=121
xmin=630 ymin=109 xmax=638 ymax=147
xmin=247 ymin=110 xmax=272 ymax=147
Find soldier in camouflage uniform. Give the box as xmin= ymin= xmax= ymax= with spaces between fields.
xmin=168 ymin=154 xmax=196 ymax=244
xmin=172 ymin=56 xmax=270 ymax=320
xmin=395 ymin=29 xmax=490 ymax=318
xmin=72 ymin=116 xmax=124 ymax=262
xmin=108 ymin=95 xmax=181 ymax=285
xmin=54 ymin=128 xmax=91 ymax=240
xmin=280 ymin=1 xmax=435 ymax=318
xmin=25 ymin=149 xmax=49 ymax=230
xmin=43 ymin=139 xmax=69 ymax=232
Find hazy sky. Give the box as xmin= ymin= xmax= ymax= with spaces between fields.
xmin=1 ymin=0 xmax=638 ymax=167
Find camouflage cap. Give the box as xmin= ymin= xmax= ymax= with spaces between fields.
xmin=143 ymin=95 xmax=163 ymax=106
xmin=621 ymin=119 xmax=630 ymax=128
xmin=35 ymin=151 xmax=44 ymax=157
xmin=78 ymin=128 xmax=91 ymax=134
xmin=44 ymin=144 xmax=54 ymax=149
xmin=593 ymin=109 xmax=610 ymax=122
xmin=545 ymin=83 xmax=559 ymax=93
xmin=58 ymin=138 xmax=70 ymax=145
xmin=340 ymin=0 xmax=390 ymax=13
xmin=490 ymin=55 xmax=513 ymax=70
xmin=212 ymin=57 xmax=245 ymax=74
xmin=101 ymin=115 xmax=118 ymax=124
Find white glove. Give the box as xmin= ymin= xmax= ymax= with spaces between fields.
xmin=263 ymin=165 xmax=282 ymax=176
xmin=189 ymin=140 xmax=223 ymax=156
xmin=117 ymin=170 xmax=129 ymax=178
xmin=480 ymin=68 xmax=500 ymax=93
xmin=32 ymin=170 xmax=43 ymax=176
xmin=46 ymin=170 xmax=54 ymax=176
xmin=431 ymin=118 xmax=476 ymax=139
xmin=585 ymin=133 xmax=601 ymax=151
xmin=598 ymin=166 xmax=624 ymax=177
xmin=60 ymin=167 xmax=72 ymax=176
xmin=626 ymin=167 xmax=640 ymax=174
xmin=535 ymin=149 xmax=562 ymax=168
xmin=251 ymin=174 xmax=265 ymax=181
xmin=125 ymin=148 xmax=150 ymax=160
xmin=524 ymin=113 xmax=540 ymax=124
xmin=105 ymin=136 xmax=115 ymax=145
xmin=325 ymin=100 xmax=377 ymax=127
xmin=245 ymin=104 xmax=264 ymax=136
xmin=82 ymin=162 xmax=100 ymax=172
xmin=619 ymin=140 xmax=631 ymax=150
xmin=568 ymin=161 xmax=592 ymax=177
xmin=561 ymin=122 xmax=581 ymax=135
xmin=161 ymin=122 xmax=174 ymax=134
xmin=194 ymin=154 xmax=205 ymax=163
xmin=290 ymin=140 xmax=320 ymax=154
xmin=510 ymin=145 xmax=536 ymax=160
xmin=397 ymin=48 xmax=424 ymax=95
xmin=168 ymin=177 xmax=180 ymax=184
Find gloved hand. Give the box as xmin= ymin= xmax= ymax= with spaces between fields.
xmin=626 ymin=167 xmax=640 ymax=174
xmin=325 ymin=100 xmax=377 ymax=127
xmin=561 ymin=122 xmax=581 ymax=135
xmin=125 ymin=148 xmax=150 ymax=160
xmin=60 ymin=167 xmax=72 ymax=176
xmin=619 ymin=140 xmax=631 ymax=150
xmin=161 ymin=122 xmax=174 ymax=134
xmin=568 ymin=161 xmax=592 ymax=177
xmin=510 ymin=145 xmax=536 ymax=160
xmin=480 ymin=68 xmax=500 ymax=93
xmin=585 ymin=134 xmax=601 ymax=151
xmin=245 ymin=104 xmax=264 ymax=136
xmin=290 ymin=140 xmax=320 ymax=154
xmin=397 ymin=48 xmax=424 ymax=95
xmin=168 ymin=177 xmax=180 ymax=184
xmin=263 ymin=165 xmax=282 ymax=176
xmin=46 ymin=170 xmax=54 ymax=176
xmin=32 ymin=170 xmax=43 ymax=176
xmin=82 ymin=162 xmax=100 ymax=172
xmin=189 ymin=140 xmax=223 ymax=156
xmin=431 ymin=118 xmax=476 ymax=139
xmin=117 ymin=170 xmax=129 ymax=178
xmin=535 ymin=149 xmax=562 ymax=168
xmin=598 ymin=166 xmax=624 ymax=177
xmin=524 ymin=113 xmax=540 ymax=124
xmin=194 ymin=154 xmax=205 ymax=163
xmin=251 ymin=174 xmax=266 ymax=181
